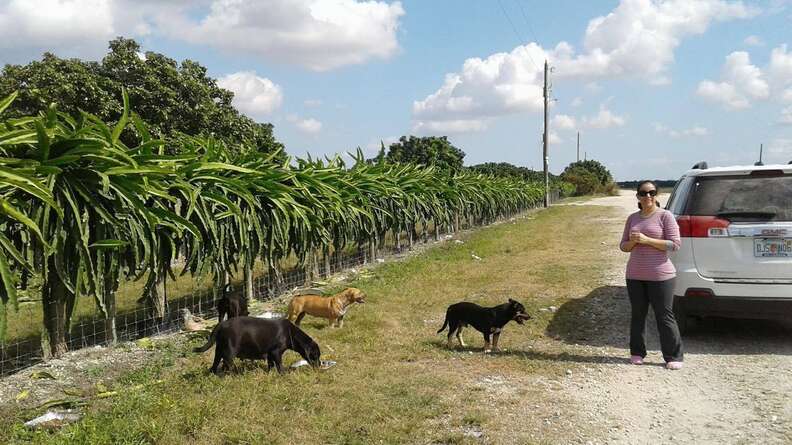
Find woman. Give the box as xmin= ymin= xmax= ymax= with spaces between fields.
xmin=619 ymin=181 xmax=684 ymax=370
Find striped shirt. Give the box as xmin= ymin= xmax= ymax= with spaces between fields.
xmin=620 ymin=209 xmax=681 ymax=281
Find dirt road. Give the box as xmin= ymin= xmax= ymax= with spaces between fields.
xmin=558 ymin=191 xmax=792 ymax=444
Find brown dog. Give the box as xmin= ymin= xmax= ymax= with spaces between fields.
xmin=287 ymin=287 xmax=366 ymax=328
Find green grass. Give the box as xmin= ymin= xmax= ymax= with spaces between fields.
xmin=2 ymin=204 xmax=621 ymax=444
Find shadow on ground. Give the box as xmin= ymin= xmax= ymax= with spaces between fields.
xmin=425 ymin=339 xmax=627 ymax=365
xmin=546 ymin=285 xmax=792 ymax=356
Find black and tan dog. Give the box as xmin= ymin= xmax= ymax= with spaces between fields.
xmin=193 ymin=317 xmax=320 ymax=374
xmin=437 ymin=299 xmax=531 ymax=352
xmin=217 ymin=283 xmax=248 ymax=322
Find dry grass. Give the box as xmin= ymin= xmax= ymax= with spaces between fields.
xmin=3 ymin=204 xmax=621 ymax=444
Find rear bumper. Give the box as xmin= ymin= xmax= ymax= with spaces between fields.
xmin=673 ymin=265 xmax=792 ymax=298
xmin=675 ymin=295 xmax=792 ymax=320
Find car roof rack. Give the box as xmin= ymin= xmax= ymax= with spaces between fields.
xmin=754 ymin=161 xmax=764 ymax=166
xmin=691 ymin=161 xmax=708 ymax=170
xmin=789 ymin=160 xmax=792 ymax=165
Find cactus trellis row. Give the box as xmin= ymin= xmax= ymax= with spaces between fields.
xmin=0 ymin=90 xmax=551 ymax=371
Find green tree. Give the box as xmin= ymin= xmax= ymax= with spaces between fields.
xmin=376 ymin=136 xmax=466 ymax=172
xmin=561 ymin=160 xmax=616 ymax=196
xmin=468 ymin=162 xmax=547 ymax=182
xmin=0 ymin=38 xmax=283 ymax=155
xmin=562 ymin=160 xmax=613 ymax=186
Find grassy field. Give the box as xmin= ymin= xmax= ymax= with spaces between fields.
xmin=3 ymin=204 xmax=620 ymax=444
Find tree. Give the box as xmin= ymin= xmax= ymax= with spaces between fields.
xmin=0 ymin=38 xmax=283 ymax=155
xmin=375 ymin=136 xmax=465 ymax=172
xmin=561 ymin=159 xmax=616 ymax=196
xmin=562 ymin=160 xmax=613 ymax=186
xmin=468 ymin=162 xmax=547 ymax=182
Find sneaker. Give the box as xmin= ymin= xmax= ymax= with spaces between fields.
xmin=629 ymin=355 xmax=643 ymax=365
xmin=666 ymin=361 xmax=683 ymax=370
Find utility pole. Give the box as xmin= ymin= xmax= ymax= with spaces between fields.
xmin=543 ymin=60 xmax=549 ymax=208
xmin=577 ymin=132 xmax=580 ymax=162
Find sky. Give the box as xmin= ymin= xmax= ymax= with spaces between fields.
xmin=1 ymin=0 xmax=791 ymax=180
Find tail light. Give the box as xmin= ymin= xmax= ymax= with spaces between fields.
xmin=676 ymin=215 xmax=730 ymax=238
xmin=685 ymin=288 xmax=714 ymax=297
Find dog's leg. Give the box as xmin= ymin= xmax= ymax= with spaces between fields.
xmin=446 ymin=322 xmax=457 ymax=348
xmin=492 ymin=332 xmax=501 ymax=352
xmin=270 ymin=350 xmax=284 ymax=374
xmin=456 ymin=326 xmax=466 ymax=347
xmin=329 ymin=317 xmax=337 ymax=328
xmin=266 ymin=355 xmax=275 ymax=372
xmin=210 ymin=350 xmax=222 ymax=375
xmin=337 ymin=315 xmax=344 ymax=328
xmin=483 ymin=333 xmax=492 ymax=353
xmin=295 ymin=312 xmax=306 ymax=326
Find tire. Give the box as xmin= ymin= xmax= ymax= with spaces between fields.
xmin=673 ymin=296 xmax=688 ymax=336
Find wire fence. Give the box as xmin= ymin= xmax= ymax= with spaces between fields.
xmin=0 ymin=194 xmax=558 ymax=376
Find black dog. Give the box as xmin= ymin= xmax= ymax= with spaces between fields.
xmin=193 ymin=317 xmax=321 ymax=374
xmin=217 ymin=283 xmax=249 ymax=322
xmin=437 ymin=298 xmax=531 ymax=352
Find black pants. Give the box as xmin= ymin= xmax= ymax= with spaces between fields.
xmin=626 ymin=278 xmax=684 ymax=362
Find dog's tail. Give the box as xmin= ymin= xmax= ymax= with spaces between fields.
xmin=436 ymin=313 xmax=449 ymax=334
xmin=193 ymin=322 xmax=221 ymax=353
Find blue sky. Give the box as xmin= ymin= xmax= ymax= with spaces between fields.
xmin=1 ymin=0 xmax=791 ymax=180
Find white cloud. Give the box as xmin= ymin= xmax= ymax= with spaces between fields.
xmin=583 ymin=104 xmax=626 ymax=129
xmin=767 ymin=138 xmax=792 ymax=158
xmin=217 ymin=71 xmax=283 ymax=118
xmin=304 ymin=99 xmax=323 ymax=108
xmin=287 ymin=114 xmax=323 ymax=134
xmin=413 ymin=0 xmax=755 ymax=130
xmin=569 ymin=0 xmax=757 ymax=82
xmin=584 ymin=82 xmax=602 ymax=94
xmin=782 ymin=88 xmax=792 ymax=104
xmin=412 ymin=119 xmax=488 ymax=135
xmin=696 ymin=80 xmax=748 ymax=109
xmin=769 ymin=44 xmax=792 ymax=90
xmin=167 ymin=0 xmax=405 ymax=71
xmin=0 ymin=0 xmax=197 ymax=64
xmin=743 ymin=35 xmax=763 ymax=46
xmin=780 ymin=106 xmax=792 ymax=125
xmin=654 ymin=122 xmax=709 ymax=137
xmin=0 ymin=0 xmax=115 ymax=63
xmin=551 ymin=114 xmax=577 ymax=131
xmin=696 ymin=51 xmax=769 ymax=109
xmin=571 ymin=97 xmax=583 ymax=107
xmin=549 ymin=131 xmax=563 ymax=144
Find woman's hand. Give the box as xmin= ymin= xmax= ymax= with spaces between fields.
xmin=629 ymin=231 xmax=649 ymax=244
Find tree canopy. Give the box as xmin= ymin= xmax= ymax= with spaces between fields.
xmin=0 ymin=38 xmax=283 ymax=154
xmin=374 ymin=136 xmax=466 ymax=172
xmin=561 ymin=159 xmax=617 ymax=196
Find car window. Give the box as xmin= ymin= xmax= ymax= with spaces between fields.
xmin=666 ymin=176 xmax=693 ymax=214
xmin=684 ymin=174 xmax=792 ymax=221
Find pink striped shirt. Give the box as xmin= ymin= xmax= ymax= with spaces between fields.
xmin=620 ymin=209 xmax=681 ymax=281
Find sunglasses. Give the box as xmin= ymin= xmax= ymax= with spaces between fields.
xmin=637 ymin=190 xmax=657 ymax=197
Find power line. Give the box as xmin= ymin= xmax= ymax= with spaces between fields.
xmin=515 ymin=0 xmax=541 ymax=46
xmin=496 ymin=0 xmax=540 ymax=71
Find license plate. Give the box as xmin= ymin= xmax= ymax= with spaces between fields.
xmin=754 ymin=238 xmax=792 ymax=257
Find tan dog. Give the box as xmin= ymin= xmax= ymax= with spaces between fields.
xmin=287 ymin=288 xmax=366 ymax=328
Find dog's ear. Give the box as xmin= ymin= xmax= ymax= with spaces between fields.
xmin=508 ymin=298 xmax=517 ymax=305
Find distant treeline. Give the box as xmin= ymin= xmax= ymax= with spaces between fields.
xmin=618 ymin=179 xmax=678 ymax=189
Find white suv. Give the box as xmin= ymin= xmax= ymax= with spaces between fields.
xmin=666 ymin=161 xmax=792 ymax=333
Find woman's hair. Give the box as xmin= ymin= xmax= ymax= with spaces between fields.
xmin=636 ymin=180 xmax=661 ymax=209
